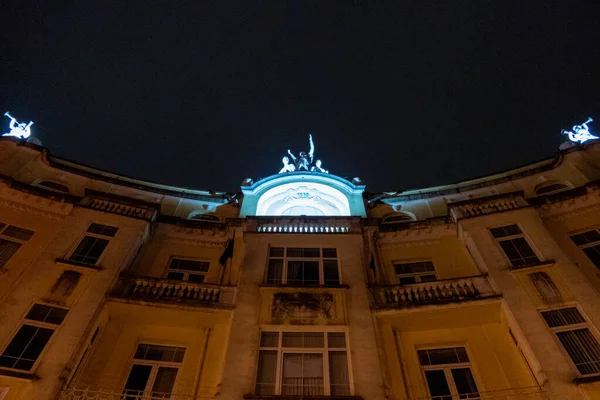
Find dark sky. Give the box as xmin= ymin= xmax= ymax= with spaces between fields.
xmin=2 ymin=1 xmax=600 ymax=193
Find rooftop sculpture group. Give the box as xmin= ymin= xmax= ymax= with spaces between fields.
xmin=3 ymin=112 xmax=33 ymax=140
xmin=279 ymin=134 xmax=329 ymax=174
xmin=562 ymin=117 xmax=598 ymax=144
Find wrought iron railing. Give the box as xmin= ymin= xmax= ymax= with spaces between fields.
xmin=408 ymin=386 xmax=548 ymax=399
xmin=110 ymin=276 xmax=236 ymax=307
xmin=57 ymin=387 xmax=213 ymax=400
xmin=370 ymin=275 xmax=498 ymax=308
xmin=247 ymin=216 xmax=362 ymax=234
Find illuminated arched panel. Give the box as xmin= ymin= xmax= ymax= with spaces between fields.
xmin=256 ymin=182 xmax=351 ymax=216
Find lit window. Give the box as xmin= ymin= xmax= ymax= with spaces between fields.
xmin=167 ymin=258 xmax=210 ymax=283
xmin=266 ymin=247 xmax=340 ymax=285
xmin=418 ymin=347 xmax=479 ymax=399
xmin=541 ymin=307 xmax=600 ymax=376
xmin=570 ymin=229 xmax=600 ymax=270
xmin=394 ymin=261 xmax=437 ymax=285
xmin=490 ymin=225 xmax=540 ymax=267
xmin=123 ymin=344 xmax=186 ymax=399
xmin=0 ymin=223 xmax=34 ymax=268
xmin=255 ymin=331 xmax=350 ymax=396
xmin=68 ymin=223 xmax=118 ymax=266
xmin=0 ymin=304 xmax=68 ymax=371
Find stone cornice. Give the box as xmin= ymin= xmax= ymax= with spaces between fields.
xmin=0 ymin=185 xmax=72 ymax=219
xmin=537 ymin=184 xmax=600 ymax=223
xmin=448 ymin=191 xmax=529 ymax=221
xmin=378 ymin=238 xmax=442 ymax=249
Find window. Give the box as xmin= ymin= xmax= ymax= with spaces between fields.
xmin=418 ymin=347 xmax=479 ymax=399
xmin=0 ymin=304 xmax=68 ymax=371
xmin=266 ymin=247 xmax=340 ymax=285
xmin=37 ymin=181 xmax=70 ymax=193
xmin=541 ymin=307 xmax=600 ymax=376
xmin=570 ymin=229 xmax=600 ymax=270
xmin=68 ymin=223 xmax=118 ymax=265
xmin=0 ymin=223 xmax=34 ymax=268
xmin=167 ymin=258 xmax=210 ymax=283
xmin=490 ymin=225 xmax=540 ymax=267
xmin=123 ymin=344 xmax=186 ymax=400
xmin=394 ymin=261 xmax=437 ymax=285
xmin=69 ymin=326 xmax=100 ymax=386
xmin=255 ymin=331 xmax=350 ymax=396
xmin=529 ymin=272 xmax=562 ymax=304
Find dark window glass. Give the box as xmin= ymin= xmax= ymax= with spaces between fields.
xmin=424 ymin=370 xmax=452 ymax=399
xmin=541 ymin=308 xmax=586 ymax=327
xmin=2 ymin=226 xmax=35 ymax=241
xmin=134 ymin=344 xmax=185 ymax=363
xmin=570 ymin=230 xmax=600 ymax=246
xmin=583 ymin=246 xmax=600 ymax=270
xmin=151 ymin=366 xmax=178 ymax=397
xmin=0 ymin=238 xmax=22 ymax=267
xmin=451 ymin=368 xmax=479 ymax=398
xmin=260 ymin=332 xmax=279 ymax=347
xmin=0 ymin=324 xmax=54 ymax=370
xmin=394 ymin=261 xmax=435 ymax=275
xmin=187 ymin=274 xmax=205 ymax=283
xmin=327 ymin=333 xmax=346 ymax=348
xmin=418 ymin=348 xmax=469 ymax=366
xmin=282 ymin=332 xmax=324 ymax=348
xmin=87 ymin=223 xmax=118 ymax=237
xmin=399 ymin=276 xmax=417 ymax=285
xmin=266 ymin=259 xmax=283 ymax=284
xmin=167 ymin=272 xmax=184 ymax=281
xmin=269 ymin=247 xmax=284 ymax=257
xmin=490 ymin=225 xmax=521 ymax=238
xmin=499 ymin=238 xmax=540 ymax=267
xmin=287 ymin=248 xmax=320 ymax=258
xmin=169 ymin=259 xmax=209 ymax=272
xmin=322 ymin=248 xmax=337 ymax=258
xmin=329 ymin=351 xmax=350 ymax=396
xmin=123 ymin=364 xmax=152 ymax=399
xmin=26 ymin=304 xmax=68 ymax=325
xmin=69 ymin=236 xmax=109 ymax=265
xmin=420 ymin=274 xmax=437 ymax=283
xmin=323 ymin=260 xmax=340 ymax=285
xmin=255 ymin=350 xmax=278 ymax=395
xmin=287 ymin=261 xmax=320 ymax=285
xmin=556 ymin=328 xmax=600 ymax=376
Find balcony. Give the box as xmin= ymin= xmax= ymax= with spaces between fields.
xmin=246 ymin=216 xmax=363 ymax=234
xmin=370 ymin=275 xmax=499 ymax=309
xmin=57 ymin=387 xmax=212 ymax=400
xmin=109 ymin=276 xmax=236 ymax=308
xmin=409 ymin=386 xmax=548 ymax=399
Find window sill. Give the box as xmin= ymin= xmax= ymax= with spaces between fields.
xmin=509 ymin=259 xmax=555 ymax=271
xmin=0 ymin=368 xmax=38 ymax=381
xmin=244 ymin=395 xmax=361 ymax=400
xmin=259 ymin=284 xmax=349 ymax=290
xmin=574 ymin=375 xmax=600 ymax=384
xmin=56 ymin=258 xmax=103 ymax=271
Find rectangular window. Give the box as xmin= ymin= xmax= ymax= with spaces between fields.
xmin=418 ymin=347 xmax=479 ymax=399
xmin=266 ymin=247 xmax=340 ymax=285
xmin=394 ymin=261 xmax=437 ymax=285
xmin=490 ymin=224 xmax=540 ymax=267
xmin=68 ymin=223 xmax=118 ymax=265
xmin=541 ymin=307 xmax=600 ymax=376
xmin=0 ymin=223 xmax=34 ymax=268
xmin=570 ymin=229 xmax=600 ymax=270
xmin=123 ymin=344 xmax=186 ymax=399
xmin=0 ymin=304 xmax=68 ymax=371
xmin=255 ymin=331 xmax=350 ymax=396
xmin=167 ymin=258 xmax=210 ymax=283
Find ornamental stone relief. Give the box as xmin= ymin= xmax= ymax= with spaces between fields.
xmin=272 ymin=292 xmax=335 ymax=324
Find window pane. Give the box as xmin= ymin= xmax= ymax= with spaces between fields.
xmin=169 ymin=259 xmax=209 ymax=272
xmin=420 ymin=274 xmax=437 ymax=282
xmin=266 ymin=259 xmax=283 ymax=284
xmin=541 ymin=308 xmax=586 ymax=327
xmin=556 ymin=329 xmax=600 ymax=376
xmin=424 ymin=370 xmax=452 ymax=399
xmin=87 ymin=223 xmax=118 ymax=237
xmin=134 ymin=344 xmax=186 ymax=362
xmin=451 ymin=368 xmax=479 ymax=398
xmin=255 ymin=350 xmax=278 ymax=395
xmin=323 ymin=260 xmax=340 ymax=285
xmin=187 ymin=274 xmax=205 ymax=283
xmin=499 ymin=238 xmax=539 ymax=267
xmin=123 ymin=364 xmax=152 ymax=398
xmin=0 ymin=325 xmax=54 ymax=371
xmin=418 ymin=348 xmax=469 ymax=366
xmin=571 ymin=230 xmax=600 ymax=246
xmin=399 ymin=276 xmax=417 ymax=285
xmin=322 ymin=248 xmax=337 ymax=258
xmin=26 ymin=304 xmax=68 ymax=325
xmin=583 ymin=246 xmax=600 ymax=270
xmin=490 ymin=224 xmax=521 ymax=238
xmin=2 ymin=226 xmax=35 ymax=241
xmin=328 ymin=333 xmax=346 ymax=348
xmin=151 ymin=366 xmax=178 ymax=397
xmin=69 ymin=236 xmax=109 ymax=265
xmin=0 ymin=238 xmax=22 ymax=268
xmin=282 ymin=353 xmax=324 ymax=396
xmin=260 ymin=332 xmax=279 ymax=347
xmin=282 ymin=332 xmax=324 ymax=348
xmin=287 ymin=261 xmax=319 ymax=285
xmin=167 ymin=272 xmax=184 ymax=281
xmin=287 ymin=248 xmax=320 ymax=258
xmin=269 ymin=247 xmax=284 ymax=257
xmin=329 ymin=351 xmax=350 ymax=396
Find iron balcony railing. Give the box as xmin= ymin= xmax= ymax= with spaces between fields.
xmin=110 ymin=276 xmax=236 ymax=307
xmin=57 ymin=387 xmax=214 ymax=400
xmin=370 ymin=275 xmax=499 ymax=308
xmin=408 ymin=386 xmax=548 ymax=399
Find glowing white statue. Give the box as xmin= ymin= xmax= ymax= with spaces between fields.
xmin=311 ymin=159 xmax=328 ymax=173
xmin=279 ymin=156 xmax=296 ymax=173
xmin=562 ymin=118 xmax=597 ymax=144
xmin=287 ymin=134 xmax=315 ymax=171
xmin=3 ymin=112 xmax=33 ymax=139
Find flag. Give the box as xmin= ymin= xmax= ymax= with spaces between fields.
xmin=369 ymin=252 xmax=376 ymax=277
xmin=219 ymin=236 xmax=234 ymax=266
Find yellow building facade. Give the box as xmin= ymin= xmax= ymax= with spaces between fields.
xmin=0 ymin=137 xmax=600 ymax=399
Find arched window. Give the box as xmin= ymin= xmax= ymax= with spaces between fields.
xmin=37 ymin=181 xmax=70 ymax=193
xmin=535 ymin=182 xmax=570 ymax=196
xmin=189 ymin=213 xmax=221 ymax=223
xmin=382 ymin=212 xmax=415 ymax=224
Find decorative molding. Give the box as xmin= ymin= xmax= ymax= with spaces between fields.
xmin=540 ymin=202 xmax=600 ymax=223
xmin=379 ymin=239 xmax=441 ymax=249
xmin=165 ymin=236 xmax=229 ymax=247
xmin=448 ymin=192 xmax=528 ymax=221
xmin=0 ymin=187 xmax=72 ymax=219
xmin=79 ymin=196 xmax=156 ymax=221
xmin=272 ymin=292 xmax=336 ymax=323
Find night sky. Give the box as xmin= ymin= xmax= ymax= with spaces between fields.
xmin=2 ymin=2 xmax=600 ymax=193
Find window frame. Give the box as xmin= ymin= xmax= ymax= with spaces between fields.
xmin=417 ymin=346 xmax=480 ymax=399
xmin=569 ymin=228 xmax=600 ymax=271
xmin=254 ymin=329 xmax=353 ymax=396
xmin=0 ymin=223 xmax=35 ymax=269
xmin=0 ymin=303 xmax=69 ymax=373
xmin=541 ymin=305 xmax=600 ymax=377
xmin=265 ymin=247 xmax=341 ymax=286
xmin=393 ymin=260 xmax=437 ymax=285
xmin=489 ymin=224 xmax=542 ymax=268
xmin=123 ymin=343 xmax=186 ymax=398
xmin=67 ymin=222 xmax=119 ymax=266
xmin=165 ymin=256 xmax=211 ymax=283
